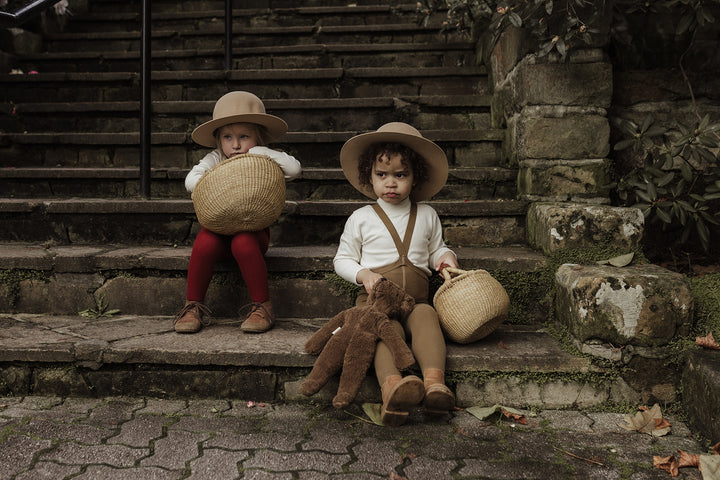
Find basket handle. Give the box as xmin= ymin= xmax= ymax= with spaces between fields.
xmin=441 ymin=266 xmax=467 ymax=282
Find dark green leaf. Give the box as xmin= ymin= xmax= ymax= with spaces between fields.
xmin=640 ymin=115 xmax=654 ymax=134
xmin=656 ymin=207 xmax=672 ymax=224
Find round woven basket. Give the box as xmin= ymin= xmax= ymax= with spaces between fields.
xmin=191 ymin=153 xmax=286 ymax=235
xmin=433 ymin=267 xmax=510 ymax=344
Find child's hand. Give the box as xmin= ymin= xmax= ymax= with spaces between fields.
xmin=434 ymin=252 xmax=459 ymax=272
xmin=356 ymin=269 xmax=384 ymax=293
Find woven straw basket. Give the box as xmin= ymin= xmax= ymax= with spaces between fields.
xmin=191 ymin=153 xmax=286 ymax=235
xmin=433 ymin=267 xmax=510 ymax=344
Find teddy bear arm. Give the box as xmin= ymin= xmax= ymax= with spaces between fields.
xmin=300 ymin=327 xmax=354 ymax=396
xmin=304 ymin=312 xmax=347 ymax=355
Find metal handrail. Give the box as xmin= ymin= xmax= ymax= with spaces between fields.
xmin=140 ymin=0 xmax=151 ymax=198
xmin=2 ymin=0 xmax=234 ymax=198
xmin=0 ymin=0 xmax=58 ymax=27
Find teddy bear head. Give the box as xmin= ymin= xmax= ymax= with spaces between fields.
xmin=367 ymin=279 xmax=415 ymax=319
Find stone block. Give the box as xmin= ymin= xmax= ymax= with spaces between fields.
xmin=518 ymin=159 xmax=611 ymax=199
xmin=555 ymin=264 xmax=693 ymax=347
xmin=516 ymin=62 xmax=612 ymax=108
xmin=682 ymin=350 xmax=720 ymax=443
xmin=508 ymin=111 xmax=610 ymax=161
xmin=0 ymin=28 xmax=42 ymax=54
xmin=14 ymin=274 xmax=104 ymax=314
xmin=527 ymin=202 xmax=644 ymax=254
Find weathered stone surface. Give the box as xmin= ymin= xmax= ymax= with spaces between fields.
xmin=14 ymin=274 xmax=104 ymax=314
xmin=518 ymin=159 xmax=611 ymax=199
xmin=507 ymin=109 xmax=610 ymax=161
xmin=527 ymin=202 xmax=644 ymax=254
xmin=682 ymin=350 xmax=720 ymax=443
xmin=555 ymin=263 xmax=693 ymax=347
xmin=0 ymin=28 xmax=42 ymax=54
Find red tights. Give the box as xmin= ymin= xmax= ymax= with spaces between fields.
xmin=186 ymin=227 xmax=270 ymax=303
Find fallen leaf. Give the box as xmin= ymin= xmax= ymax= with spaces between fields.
xmin=700 ymin=455 xmax=720 ymax=480
xmin=389 ymin=473 xmax=408 ymax=480
xmin=466 ymin=404 xmax=526 ymax=424
xmin=597 ymin=252 xmax=635 ymax=267
xmin=654 ymin=455 xmax=679 ymax=477
xmin=361 ymin=403 xmax=385 ymax=426
xmin=713 ymin=442 xmax=720 ymax=455
xmin=501 ymin=407 xmax=528 ymax=425
xmin=678 ymin=450 xmax=700 ymax=468
xmin=498 ymin=341 xmax=509 ymax=350
xmin=619 ymin=404 xmax=671 ymax=437
xmin=696 ymin=332 xmax=720 ymax=350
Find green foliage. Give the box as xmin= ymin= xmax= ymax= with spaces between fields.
xmin=0 ymin=269 xmax=48 ymax=307
xmin=610 ymin=114 xmax=720 ymax=252
xmin=79 ymin=293 xmax=120 ymax=318
xmin=417 ymin=0 xmax=717 ymax=61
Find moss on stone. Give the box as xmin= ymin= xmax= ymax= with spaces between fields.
xmin=0 ymin=269 xmax=48 ymax=307
xmin=688 ymin=273 xmax=720 ymax=338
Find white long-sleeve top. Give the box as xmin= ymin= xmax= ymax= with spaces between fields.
xmin=185 ymin=146 xmax=302 ymax=193
xmin=334 ymin=197 xmax=456 ymax=285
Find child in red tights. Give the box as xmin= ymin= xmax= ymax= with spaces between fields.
xmin=174 ymin=91 xmax=301 ymax=334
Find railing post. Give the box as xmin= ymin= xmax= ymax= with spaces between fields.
xmin=140 ymin=0 xmax=152 ymax=198
xmin=225 ymin=0 xmax=232 ymax=70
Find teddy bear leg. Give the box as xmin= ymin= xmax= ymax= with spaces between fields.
xmin=380 ymin=374 xmax=424 ymax=427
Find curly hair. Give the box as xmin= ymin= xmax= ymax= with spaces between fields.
xmin=357 ymin=142 xmax=429 ymax=189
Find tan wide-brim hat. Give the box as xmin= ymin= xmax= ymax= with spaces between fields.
xmin=191 ymin=91 xmax=288 ymax=147
xmin=340 ymin=122 xmax=448 ymax=201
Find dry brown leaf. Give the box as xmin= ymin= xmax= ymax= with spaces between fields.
xmin=713 ymin=442 xmax=720 ymax=455
xmin=654 ymin=455 xmax=679 ymax=477
xmin=389 ymin=473 xmax=408 ymax=480
xmin=678 ymin=450 xmax=700 ymax=468
xmin=655 ymin=418 xmax=672 ymax=430
xmin=500 ymin=407 xmax=528 ymax=425
xmin=619 ymin=404 xmax=671 ymax=437
xmin=696 ymin=332 xmax=720 ymax=350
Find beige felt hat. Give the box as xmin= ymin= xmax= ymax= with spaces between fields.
xmin=340 ymin=122 xmax=448 ymax=201
xmin=191 ymin=91 xmax=288 ymax=147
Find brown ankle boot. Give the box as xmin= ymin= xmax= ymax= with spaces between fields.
xmin=240 ymin=301 xmax=275 ymax=333
xmin=380 ymin=374 xmax=425 ymax=427
xmin=173 ymin=301 xmax=211 ymax=334
xmin=422 ymin=368 xmax=455 ymax=414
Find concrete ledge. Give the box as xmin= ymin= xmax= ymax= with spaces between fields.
xmin=0 ymin=315 xmax=616 ymax=408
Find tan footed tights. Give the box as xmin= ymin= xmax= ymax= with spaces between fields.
xmin=374 ymin=303 xmax=446 ymax=385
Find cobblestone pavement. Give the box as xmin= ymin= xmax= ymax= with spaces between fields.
xmin=0 ymin=395 xmax=709 ymax=479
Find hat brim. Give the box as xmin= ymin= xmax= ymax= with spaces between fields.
xmin=340 ymin=130 xmax=448 ymax=201
xmin=191 ymin=113 xmax=288 ymax=147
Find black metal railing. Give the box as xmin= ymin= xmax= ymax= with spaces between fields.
xmin=0 ymin=0 xmax=58 ymax=27
xmin=2 ymin=0 xmax=235 ymax=198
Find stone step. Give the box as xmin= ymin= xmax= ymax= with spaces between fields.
xmin=0 ymin=315 xmax=619 ymax=409
xmin=68 ymin=4 xmax=430 ymax=33
xmin=7 ymin=94 xmax=492 ymax=134
xmin=0 ymin=198 xmax=529 ymax=246
xmin=0 ymin=66 xmax=489 ymax=104
xmin=0 ymin=166 xmax=518 ymax=200
xmin=42 ymin=23 xmax=464 ymax=53
xmin=19 ymin=42 xmax=476 ymax=72
xmin=0 ymin=243 xmax=546 ymax=317
xmin=0 ymin=128 xmax=504 ymax=169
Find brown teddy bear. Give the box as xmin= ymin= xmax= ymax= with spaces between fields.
xmin=300 ymin=279 xmax=417 ymax=408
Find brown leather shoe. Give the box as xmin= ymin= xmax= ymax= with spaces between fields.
xmin=240 ymin=301 xmax=275 ymax=333
xmin=380 ymin=375 xmax=425 ymax=427
xmin=173 ymin=301 xmax=211 ymax=333
xmin=422 ymin=368 xmax=455 ymax=414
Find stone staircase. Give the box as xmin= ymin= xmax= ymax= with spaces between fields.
xmin=0 ymin=0 xmax=632 ymax=409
